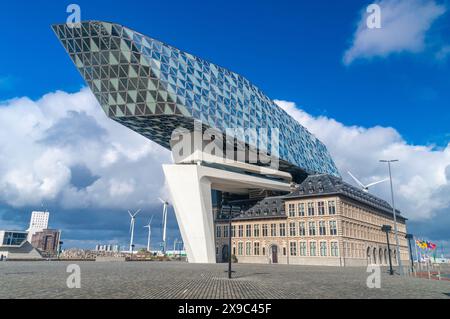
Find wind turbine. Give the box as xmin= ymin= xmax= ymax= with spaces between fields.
xmin=128 ymin=209 xmax=141 ymax=253
xmin=347 ymin=171 xmax=388 ymax=193
xmin=159 ymin=198 xmax=170 ymax=253
xmin=144 ymin=216 xmax=154 ymax=253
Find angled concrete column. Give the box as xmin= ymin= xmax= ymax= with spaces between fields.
xmin=163 ymin=164 xmax=216 ymax=263
xmin=163 ymin=163 xmax=292 ymax=264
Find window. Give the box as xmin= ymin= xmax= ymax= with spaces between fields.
xmin=262 ymin=224 xmax=268 ymax=237
xmin=270 ymin=224 xmax=277 ymax=237
xmin=320 ymin=241 xmax=327 ymax=256
xmin=289 ymin=222 xmax=296 ymax=236
xmin=290 ymin=241 xmax=297 ymax=256
xmin=329 ymin=221 xmax=337 ymax=235
xmin=231 ymin=225 xmax=236 ymax=237
xmin=279 ymin=223 xmax=286 ymax=237
xmin=216 ymin=226 xmax=221 ymax=238
xmin=216 ymin=246 xmax=219 ymax=255
xmin=308 ymin=202 xmax=315 ymax=216
xmin=246 ymin=242 xmax=251 ymax=255
xmin=238 ymin=242 xmax=243 ymax=255
xmin=299 ymin=222 xmax=306 ymax=236
xmin=288 ymin=204 xmax=295 ymax=217
xmin=238 ymin=225 xmax=243 ymax=238
xmin=283 ymin=247 xmax=287 ymax=256
xmin=299 ymin=241 xmax=307 ymax=256
xmin=254 ymin=224 xmax=260 ymax=237
xmin=246 ymin=225 xmax=251 ymax=237
xmin=224 ymin=225 xmax=229 ymax=238
xmin=254 ymin=242 xmax=260 ymax=255
xmin=318 ymin=201 xmax=325 ymax=215
xmin=331 ymin=242 xmax=339 ymax=256
xmin=319 ymin=221 xmax=327 ymax=236
xmin=262 ymin=246 xmax=266 ymax=256
xmin=309 ymin=242 xmax=317 ymax=256
xmin=298 ymin=203 xmax=305 ymax=216
xmin=309 ymin=222 xmax=316 ymax=236
xmin=328 ymin=201 xmax=336 ymax=215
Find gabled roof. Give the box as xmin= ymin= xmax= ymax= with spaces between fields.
xmin=286 ymin=174 xmax=407 ymax=221
xmin=217 ymin=196 xmax=286 ymax=221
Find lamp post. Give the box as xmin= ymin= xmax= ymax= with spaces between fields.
xmin=380 ymin=159 xmax=403 ymax=276
xmin=405 ymin=234 xmax=414 ymax=274
xmin=227 ymin=207 xmax=233 ymax=279
xmin=382 ymin=225 xmax=394 ymax=275
xmin=220 ymin=198 xmax=236 ymax=279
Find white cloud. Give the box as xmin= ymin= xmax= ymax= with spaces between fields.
xmin=275 ymin=100 xmax=450 ymax=221
xmin=344 ymin=0 xmax=446 ymax=65
xmin=1 ymin=88 xmax=449 ymax=227
xmin=435 ymin=45 xmax=450 ymax=60
xmin=0 ymin=88 xmax=172 ymax=209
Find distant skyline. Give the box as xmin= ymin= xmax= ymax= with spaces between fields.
xmin=0 ymin=0 xmax=449 ymax=253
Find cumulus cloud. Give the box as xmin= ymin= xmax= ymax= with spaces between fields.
xmin=1 ymin=88 xmax=449 ymax=248
xmin=343 ymin=0 xmax=446 ymax=65
xmin=435 ymin=45 xmax=450 ymax=61
xmin=0 ymin=88 xmax=172 ymax=209
xmin=275 ymin=100 xmax=450 ymax=222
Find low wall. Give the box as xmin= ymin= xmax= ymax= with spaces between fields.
xmin=95 ymin=256 xmax=127 ymax=262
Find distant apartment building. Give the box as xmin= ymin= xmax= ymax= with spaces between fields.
xmin=95 ymin=244 xmax=121 ymax=253
xmin=27 ymin=211 xmax=50 ymax=241
xmin=215 ymin=174 xmax=409 ymax=267
xmin=31 ymin=229 xmax=61 ymax=258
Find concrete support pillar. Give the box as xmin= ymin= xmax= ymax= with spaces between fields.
xmin=163 ymin=164 xmax=216 ymax=264
xmin=163 ymin=163 xmax=292 ymax=264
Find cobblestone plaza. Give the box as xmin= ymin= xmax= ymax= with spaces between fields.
xmin=0 ymin=262 xmax=448 ymax=299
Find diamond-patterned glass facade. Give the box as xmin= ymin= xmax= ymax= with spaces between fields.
xmin=52 ymin=21 xmax=340 ymax=179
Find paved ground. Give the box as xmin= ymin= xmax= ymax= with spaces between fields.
xmin=0 ymin=261 xmax=449 ymax=299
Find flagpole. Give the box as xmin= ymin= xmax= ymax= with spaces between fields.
xmin=414 ymin=236 xmax=420 ymax=270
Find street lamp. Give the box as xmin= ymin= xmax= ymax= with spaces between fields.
xmin=220 ymin=198 xmax=238 ymax=279
xmin=381 ymin=225 xmax=394 ymax=275
xmin=380 ymin=159 xmax=403 ymax=276
xmin=405 ymin=234 xmax=414 ymax=273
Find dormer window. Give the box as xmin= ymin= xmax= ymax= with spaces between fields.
xmin=318 ymin=182 xmax=324 ymax=192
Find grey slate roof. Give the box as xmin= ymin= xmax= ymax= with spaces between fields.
xmin=286 ymin=174 xmax=406 ymax=221
xmin=217 ymin=196 xmax=286 ymax=221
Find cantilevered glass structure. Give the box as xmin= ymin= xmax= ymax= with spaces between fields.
xmin=52 ymin=21 xmax=340 ymax=180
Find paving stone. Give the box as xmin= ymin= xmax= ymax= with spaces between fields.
xmin=0 ymin=261 xmax=448 ymax=299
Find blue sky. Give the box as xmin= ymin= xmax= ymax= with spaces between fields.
xmin=0 ymin=0 xmax=449 ymax=252
xmin=1 ymin=0 xmax=449 ymax=145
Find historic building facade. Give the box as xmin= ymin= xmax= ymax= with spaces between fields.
xmin=215 ymin=175 xmax=409 ymax=267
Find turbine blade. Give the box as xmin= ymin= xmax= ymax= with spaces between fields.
xmin=133 ymin=209 xmax=142 ymax=217
xmin=365 ymin=178 xmax=389 ymax=188
xmin=158 ymin=198 xmax=165 ymax=204
xmin=347 ymin=171 xmax=365 ymax=188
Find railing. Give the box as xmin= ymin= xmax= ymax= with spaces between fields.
xmin=404 ymin=262 xmax=450 ymax=281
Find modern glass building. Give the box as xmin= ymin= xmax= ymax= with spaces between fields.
xmin=53 ymin=21 xmax=339 ymax=181
xmin=0 ymin=231 xmax=28 ymax=247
